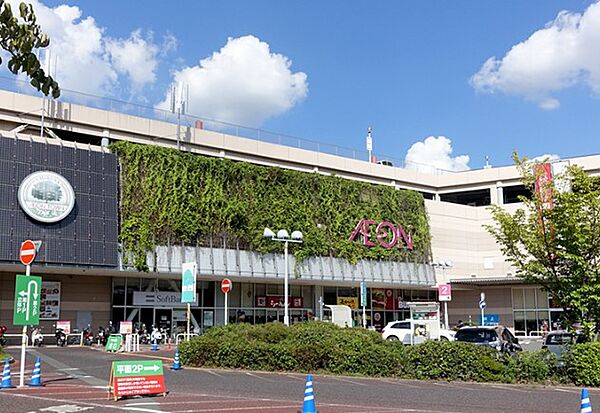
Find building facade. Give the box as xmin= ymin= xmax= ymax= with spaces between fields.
xmin=0 ymin=89 xmax=598 ymax=337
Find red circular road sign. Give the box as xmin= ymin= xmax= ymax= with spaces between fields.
xmin=221 ymin=278 xmax=232 ymax=294
xmin=20 ymin=240 xmax=37 ymax=266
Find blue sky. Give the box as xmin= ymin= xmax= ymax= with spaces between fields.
xmin=10 ymin=0 xmax=600 ymax=170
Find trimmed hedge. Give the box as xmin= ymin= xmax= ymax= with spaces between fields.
xmin=566 ymin=342 xmax=600 ymax=386
xmin=178 ymin=322 xmax=585 ymax=385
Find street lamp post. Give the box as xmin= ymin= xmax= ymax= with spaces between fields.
xmin=263 ymin=228 xmax=303 ymax=326
xmin=432 ymin=260 xmax=453 ymax=330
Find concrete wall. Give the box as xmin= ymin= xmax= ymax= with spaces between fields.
xmin=447 ymin=287 xmax=514 ymax=328
xmin=426 ymin=200 xmax=519 ymax=282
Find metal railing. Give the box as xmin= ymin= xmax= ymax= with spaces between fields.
xmin=2 ymin=332 xmax=83 ymax=346
xmin=0 ymin=76 xmax=452 ymax=175
xmin=176 ymin=333 xmax=199 ymax=345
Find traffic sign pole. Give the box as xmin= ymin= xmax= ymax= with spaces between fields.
xmin=479 ymin=292 xmax=486 ymax=326
xmin=444 ymin=301 xmax=449 ymax=330
xmin=224 ymin=292 xmax=228 ymax=326
xmin=187 ymin=303 xmax=191 ymax=342
xmin=17 ymin=240 xmax=40 ymax=387
xmin=19 ymin=264 xmax=30 ymax=388
xmin=360 ymin=281 xmax=367 ymax=329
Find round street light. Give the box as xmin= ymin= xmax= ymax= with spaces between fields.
xmin=263 ymin=227 xmax=303 ymax=326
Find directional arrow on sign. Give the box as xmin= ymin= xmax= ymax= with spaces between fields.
xmin=143 ymin=365 xmax=161 ymax=372
xmin=19 ymin=290 xmax=28 ymax=298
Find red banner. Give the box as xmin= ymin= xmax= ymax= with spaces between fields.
xmin=114 ymin=375 xmax=166 ymax=397
xmin=534 ymin=163 xmax=553 ymax=210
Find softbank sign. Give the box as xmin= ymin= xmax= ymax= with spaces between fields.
xmin=348 ymin=219 xmax=413 ymax=250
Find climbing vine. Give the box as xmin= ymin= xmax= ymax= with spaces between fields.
xmin=111 ymin=141 xmax=431 ymax=271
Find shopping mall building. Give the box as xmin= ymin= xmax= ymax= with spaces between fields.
xmin=1 ymin=88 xmax=598 ymax=337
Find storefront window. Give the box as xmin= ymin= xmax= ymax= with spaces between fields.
xmin=112 ymin=307 xmax=125 ymax=324
xmin=140 ymin=278 xmax=156 ymax=293
xmin=112 ymin=278 xmax=125 ymax=306
xmin=512 ymin=288 xmax=555 ymax=334
xmin=524 ymin=289 xmax=536 ymax=308
xmin=512 ymin=289 xmax=524 ymax=309
xmin=323 ymin=287 xmax=336 ymax=305
xmin=202 ymin=281 xmax=215 ymax=307
xmin=303 ymin=286 xmax=314 ymax=309
xmin=536 ymin=289 xmax=549 ymax=309
xmin=514 ymin=311 xmax=525 ymax=334
xmin=125 ymin=277 xmax=139 ymax=306
xmin=411 ymin=290 xmax=430 ymax=301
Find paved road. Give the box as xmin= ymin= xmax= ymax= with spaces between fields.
xmin=0 ymin=345 xmax=593 ymax=413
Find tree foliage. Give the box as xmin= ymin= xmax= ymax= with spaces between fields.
xmin=0 ymin=1 xmax=60 ymax=97
xmin=486 ymin=153 xmax=600 ymax=337
xmin=110 ymin=141 xmax=431 ymax=272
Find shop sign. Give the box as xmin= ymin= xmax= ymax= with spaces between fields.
xmin=18 ymin=171 xmax=76 ymax=223
xmin=397 ymin=297 xmax=409 ymax=309
xmin=133 ymin=291 xmax=199 ymax=307
xmin=337 ymin=297 xmax=358 ymax=309
xmin=56 ymin=320 xmax=71 ymax=335
xmin=40 ymin=281 xmax=61 ymax=320
xmin=109 ymin=360 xmax=166 ymax=401
xmin=119 ymin=321 xmax=133 ymax=334
xmin=349 ymin=219 xmax=413 ymax=250
xmin=371 ymin=289 xmax=386 ymax=310
xmin=105 ymin=335 xmax=123 ymax=352
xmin=438 ymin=284 xmax=452 ymax=302
xmin=256 ymin=296 xmax=303 ymax=308
xmin=481 ymin=314 xmax=499 ymax=326
xmin=13 ymin=274 xmax=41 ymax=326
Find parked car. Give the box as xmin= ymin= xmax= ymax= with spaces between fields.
xmin=382 ymin=319 xmax=455 ymax=344
xmin=541 ymin=330 xmax=587 ymax=365
xmin=454 ymin=326 xmax=522 ymax=354
xmin=376 ymin=160 xmax=394 ymax=167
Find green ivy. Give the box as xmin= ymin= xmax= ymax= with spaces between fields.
xmin=110 ymin=141 xmax=431 ymax=271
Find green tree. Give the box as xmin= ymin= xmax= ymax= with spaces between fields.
xmin=0 ymin=1 xmax=60 ymax=97
xmin=486 ymin=154 xmax=600 ymax=338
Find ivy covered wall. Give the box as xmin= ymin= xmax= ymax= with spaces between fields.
xmin=111 ymin=141 xmax=431 ymax=271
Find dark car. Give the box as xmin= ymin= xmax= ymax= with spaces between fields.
xmin=454 ymin=326 xmax=522 ymax=354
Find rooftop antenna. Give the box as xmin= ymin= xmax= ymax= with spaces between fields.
xmin=484 ymin=155 xmax=492 ymax=169
xmin=170 ymin=81 xmax=189 ymax=151
xmin=366 ymin=127 xmax=373 ymax=163
xmin=39 ymin=49 xmax=57 ymax=138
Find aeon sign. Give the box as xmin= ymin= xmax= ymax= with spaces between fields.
xmin=348 ymin=219 xmax=413 ymax=250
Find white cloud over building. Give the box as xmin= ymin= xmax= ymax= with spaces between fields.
xmin=471 ymin=1 xmax=600 ymax=110
xmin=157 ymin=35 xmax=308 ymax=127
xmin=405 ymin=136 xmax=470 ymax=172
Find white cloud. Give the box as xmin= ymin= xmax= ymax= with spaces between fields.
xmin=405 ymin=136 xmax=470 ymax=172
xmin=7 ymin=0 xmax=169 ymax=95
xmin=158 ymin=35 xmax=308 ymax=127
xmin=471 ymin=1 xmax=600 ymax=109
xmin=106 ymin=30 xmax=161 ymax=90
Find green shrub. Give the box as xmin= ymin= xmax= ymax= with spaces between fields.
xmin=504 ymin=350 xmax=554 ymax=383
xmin=405 ymin=341 xmax=505 ymax=382
xmin=566 ymin=342 xmax=600 ymax=386
xmin=178 ymin=322 xmax=570 ymax=385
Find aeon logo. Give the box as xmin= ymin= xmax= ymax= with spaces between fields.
xmin=348 ymin=219 xmax=413 ymax=250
